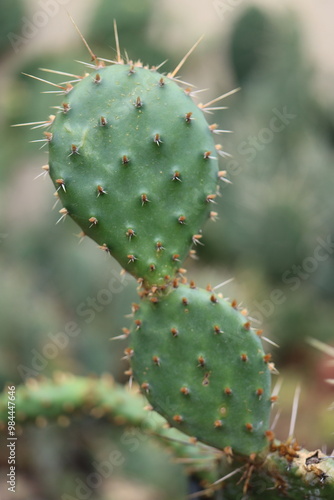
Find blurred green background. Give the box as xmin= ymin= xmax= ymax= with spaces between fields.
xmin=0 ymin=0 xmax=333 ymax=498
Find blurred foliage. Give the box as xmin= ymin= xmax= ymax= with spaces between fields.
xmin=0 ymin=2 xmax=334 ymax=499
xmin=0 ymin=0 xmax=24 ymax=56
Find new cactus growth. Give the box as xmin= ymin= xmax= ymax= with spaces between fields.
xmin=130 ymin=283 xmax=272 ymax=456
xmin=39 ymin=31 xmax=221 ymax=288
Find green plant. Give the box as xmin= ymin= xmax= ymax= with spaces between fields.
xmin=10 ymin=20 xmax=334 ymax=499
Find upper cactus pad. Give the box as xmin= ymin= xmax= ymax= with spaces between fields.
xmin=48 ymin=63 xmax=219 ymax=287
xmin=130 ymin=283 xmax=272 ymax=456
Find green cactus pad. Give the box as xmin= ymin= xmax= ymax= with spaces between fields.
xmin=48 ymin=63 xmax=218 ymax=287
xmin=130 ymin=283 xmax=272 ymax=456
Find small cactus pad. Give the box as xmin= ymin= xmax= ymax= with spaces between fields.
xmin=48 ymin=63 xmax=219 ymax=287
xmin=130 ymin=284 xmax=272 ymax=456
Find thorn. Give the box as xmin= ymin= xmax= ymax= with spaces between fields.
xmin=149 ymin=264 xmax=156 ymax=272
xmin=171 ymin=327 xmax=179 ymax=337
xmin=22 ymin=72 xmax=68 ymax=90
xmin=56 ymin=208 xmax=68 ymax=224
xmin=288 ymin=384 xmax=301 ymax=439
xmin=88 ymin=217 xmax=98 ymax=228
xmin=135 ymin=96 xmax=143 ymax=108
xmin=192 ymin=234 xmax=203 ymax=246
xmin=126 ymin=229 xmax=136 ymax=240
xmin=262 ymin=336 xmax=280 ymax=348
xmin=180 ymin=387 xmax=190 ymax=395
xmin=127 ymin=254 xmax=137 ymax=264
xmin=39 ymin=67 xmax=81 ymax=79
xmin=218 ymin=170 xmax=232 ymax=185
xmin=256 ymin=387 xmax=264 ymax=399
xmin=152 ymin=355 xmax=160 ymax=366
xmin=44 ymin=131 xmax=53 ymax=142
xmin=75 ymin=231 xmax=86 ymax=244
xmin=172 ymin=415 xmax=184 ymax=423
xmin=245 ymin=423 xmax=253 ymax=432
xmin=122 ymin=155 xmax=130 ymax=165
xmin=168 ymin=35 xmax=204 ymax=79
xmin=34 ymin=164 xmax=49 ymax=180
xmin=210 ymin=211 xmax=218 ymax=222
xmin=243 ymin=322 xmax=251 ymax=331
xmin=182 ymin=297 xmax=189 ymax=306
xmin=240 ymin=354 xmax=248 ymax=362
xmin=159 ymin=77 xmax=165 ymax=87
xmin=199 ymin=87 xmax=241 ymax=109
xmin=172 ymin=254 xmax=180 ymax=262
xmin=213 ymin=277 xmax=234 ymax=290
xmin=185 ymin=112 xmax=193 ymax=123
xmin=263 ymin=354 xmax=272 ymax=364
xmin=189 ymin=280 xmax=196 ymax=289
xmin=178 ymin=215 xmax=186 ymax=224
xmin=206 ymin=194 xmax=217 ymax=204
xmin=99 ymin=244 xmax=110 ymax=253
xmin=172 ymin=171 xmax=181 ymax=181
xmin=12 ymin=116 xmax=55 ymax=129
xmin=156 ymin=241 xmax=164 ymax=252
xmin=203 ymin=151 xmax=216 ymax=160
xmin=197 ymin=356 xmax=205 ymax=367
xmin=67 ymin=12 xmax=99 ymax=64
xmin=128 ymin=65 xmax=135 ymax=75
xmin=224 ymin=387 xmax=232 ymax=395
xmin=55 ymin=179 xmax=66 ymax=192
xmin=141 ymin=382 xmax=150 ymax=393
xmin=153 ymin=60 xmax=168 ymax=72
xmin=153 ymin=133 xmax=162 ymax=146
xmin=173 ymin=279 xmax=179 ymax=288
xmin=69 ymin=144 xmax=80 ymax=156
xmin=214 ymin=420 xmax=223 ymax=428
xmin=150 ymin=297 xmax=159 ymax=304
xmin=97 ymin=185 xmax=107 ymax=196
xmin=94 ymin=73 xmax=101 ymax=84
xmin=113 ymin=19 xmax=122 ymax=64
xmin=214 ymin=325 xmax=223 ymax=334
xmin=122 ymin=347 xmax=134 ymax=360
xmin=270 ymin=395 xmax=279 ymax=403
xmin=100 ymin=116 xmax=107 ymax=126
xmin=141 ymin=193 xmax=150 ymax=205
xmin=210 ymin=294 xmax=218 ymax=303
xmin=134 ymin=319 xmax=142 ymax=330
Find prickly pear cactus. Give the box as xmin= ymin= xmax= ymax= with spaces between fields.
xmin=130 ymin=283 xmax=272 ymax=456
xmin=47 ymin=61 xmax=219 ymax=288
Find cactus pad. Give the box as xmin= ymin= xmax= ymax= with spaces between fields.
xmin=48 ymin=63 xmax=219 ymax=287
xmin=130 ymin=283 xmax=272 ymax=456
